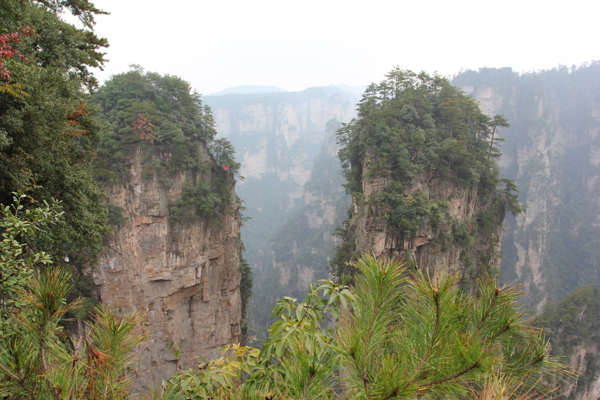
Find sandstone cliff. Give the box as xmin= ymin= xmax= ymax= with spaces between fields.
xmin=248 ymin=119 xmax=350 ymax=336
xmin=204 ymin=88 xmax=358 ymax=340
xmin=453 ymin=65 xmax=600 ymax=311
xmin=204 ymin=87 xmax=358 ymax=270
xmin=90 ymin=70 xmax=244 ymax=391
xmin=93 ymin=144 xmax=242 ymax=391
xmin=346 ymin=162 xmax=504 ymax=279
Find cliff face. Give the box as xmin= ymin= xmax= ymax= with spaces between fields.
xmin=204 ymin=88 xmax=358 ymax=340
xmin=535 ymin=285 xmax=600 ymax=400
xmin=269 ymin=119 xmax=348 ymax=293
xmin=453 ymin=65 xmax=600 ymax=311
xmin=93 ymin=145 xmax=242 ymax=390
xmin=90 ymin=70 xmax=244 ymax=391
xmin=248 ymin=120 xmax=350 ymax=336
xmin=351 ymin=165 xmax=503 ymax=276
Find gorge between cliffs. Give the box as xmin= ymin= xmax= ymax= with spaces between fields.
xmin=88 ymin=64 xmax=600 ymax=397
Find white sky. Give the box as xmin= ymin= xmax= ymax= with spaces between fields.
xmin=90 ymin=0 xmax=598 ymax=94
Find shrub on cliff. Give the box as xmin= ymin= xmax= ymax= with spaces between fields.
xmin=160 ymin=255 xmax=573 ymax=399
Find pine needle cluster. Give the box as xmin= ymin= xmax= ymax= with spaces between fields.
xmin=0 ymin=267 xmax=146 ymax=399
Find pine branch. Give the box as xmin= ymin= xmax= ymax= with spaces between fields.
xmin=477 ymin=287 xmax=500 ymax=331
xmin=415 ymin=288 xmax=441 ymax=375
xmin=424 ymin=361 xmax=480 ymax=387
xmin=0 ymin=360 xmax=20 ymax=381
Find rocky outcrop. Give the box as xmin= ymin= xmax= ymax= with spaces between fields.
xmin=334 ymin=70 xmax=508 ymax=284
xmin=347 ymin=155 xmax=503 ymax=278
xmin=564 ymin=346 xmax=600 ymax=400
xmin=270 ymin=120 xmax=348 ymax=290
xmin=204 ymin=88 xmax=358 ymax=340
xmin=248 ymin=119 xmax=349 ymax=332
xmin=93 ymin=145 xmax=242 ymax=391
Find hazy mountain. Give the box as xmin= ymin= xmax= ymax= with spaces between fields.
xmin=208 ymin=85 xmax=287 ymax=96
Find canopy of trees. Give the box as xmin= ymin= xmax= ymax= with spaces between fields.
xmin=0 ymin=0 xmax=110 ymax=267
xmin=91 ymin=69 xmax=241 ymax=223
xmin=337 ymin=68 xmax=510 ymax=194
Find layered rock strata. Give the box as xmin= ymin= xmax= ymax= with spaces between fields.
xmin=93 ymin=145 xmax=242 ymax=391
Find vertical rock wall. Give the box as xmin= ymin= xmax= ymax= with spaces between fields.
xmin=204 ymin=87 xmax=358 ymax=270
xmin=453 ymin=66 xmax=600 ymax=311
xmin=247 ymin=120 xmax=350 ymax=335
xmin=348 ymin=156 xmax=503 ymax=277
xmin=93 ymin=145 xmax=243 ymax=391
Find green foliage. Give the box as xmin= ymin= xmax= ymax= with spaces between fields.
xmin=209 ymin=138 xmax=241 ymax=173
xmin=0 ymin=267 xmax=146 ymax=399
xmin=91 ymin=69 xmax=239 ymax=177
xmin=0 ymin=0 xmax=110 ymax=267
xmin=92 ymin=69 xmax=241 ymax=225
xmin=536 ymin=286 xmax=600 ymax=399
xmin=536 ymin=286 xmax=600 ymax=358
xmin=169 ymin=179 xmax=230 ymax=224
xmin=337 ymin=68 xmax=504 ymax=194
xmin=106 ymin=203 xmax=127 ymax=227
xmin=0 ymin=192 xmax=63 ymax=315
xmin=382 ymin=191 xmax=448 ymax=240
xmin=0 ymin=196 xmax=145 ymax=399
xmin=239 ymin=257 xmax=253 ymax=340
xmin=161 ymin=255 xmax=573 ymax=399
xmin=0 ymin=196 xmax=146 ymax=399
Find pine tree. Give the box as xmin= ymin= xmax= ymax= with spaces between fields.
xmin=0 ymin=195 xmax=146 ymax=399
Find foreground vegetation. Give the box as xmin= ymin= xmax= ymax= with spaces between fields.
xmin=0 ymin=194 xmax=146 ymax=399
xmin=0 ymin=1 xmax=585 ymax=399
xmin=161 ymin=255 xmax=573 ymax=399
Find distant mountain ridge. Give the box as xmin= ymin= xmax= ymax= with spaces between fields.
xmin=208 ymin=85 xmax=287 ymax=96
xmin=208 ymin=84 xmax=367 ymax=98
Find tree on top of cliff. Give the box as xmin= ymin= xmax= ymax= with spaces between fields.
xmin=91 ymin=68 xmax=240 ymax=175
xmin=332 ymin=67 xmax=520 ymax=280
xmin=338 ymin=68 xmax=506 ymax=194
xmin=0 ymin=0 xmax=110 ymax=268
xmin=92 ymin=69 xmax=242 ymax=225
